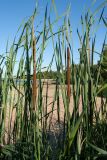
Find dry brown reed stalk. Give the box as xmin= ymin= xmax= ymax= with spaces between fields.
xmin=32 ymin=24 xmax=37 ymax=111
xmin=67 ymin=47 xmax=71 ymax=102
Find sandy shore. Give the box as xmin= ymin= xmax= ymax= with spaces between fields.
xmin=3 ymin=83 xmax=106 ymax=143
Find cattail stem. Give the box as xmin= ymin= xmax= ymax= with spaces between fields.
xmin=67 ymin=47 xmax=71 ymax=101
xmin=32 ymin=24 xmax=37 ymax=111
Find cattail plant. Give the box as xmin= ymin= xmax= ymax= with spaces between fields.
xmin=0 ymin=1 xmax=107 ymax=160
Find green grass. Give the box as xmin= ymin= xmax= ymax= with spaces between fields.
xmin=0 ymin=1 xmax=107 ymax=160
xmin=97 ymin=85 xmax=107 ymax=97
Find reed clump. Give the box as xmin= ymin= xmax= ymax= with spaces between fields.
xmin=0 ymin=1 xmax=107 ymax=159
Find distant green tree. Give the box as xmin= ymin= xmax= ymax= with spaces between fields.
xmin=100 ymin=44 xmax=107 ymax=82
xmin=36 ymin=70 xmax=58 ymax=79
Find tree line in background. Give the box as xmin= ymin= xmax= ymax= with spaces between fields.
xmin=36 ymin=64 xmax=105 ymax=84
xmin=36 ymin=45 xmax=107 ymax=84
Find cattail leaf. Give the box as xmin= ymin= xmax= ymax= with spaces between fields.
xmin=88 ymin=142 xmax=107 ymax=155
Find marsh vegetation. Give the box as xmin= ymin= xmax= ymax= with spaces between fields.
xmin=0 ymin=1 xmax=107 ymax=159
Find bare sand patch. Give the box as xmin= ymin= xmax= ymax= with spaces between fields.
xmin=2 ymin=83 xmax=106 ymax=143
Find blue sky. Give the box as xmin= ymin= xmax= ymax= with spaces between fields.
xmin=0 ymin=0 xmax=107 ymax=70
